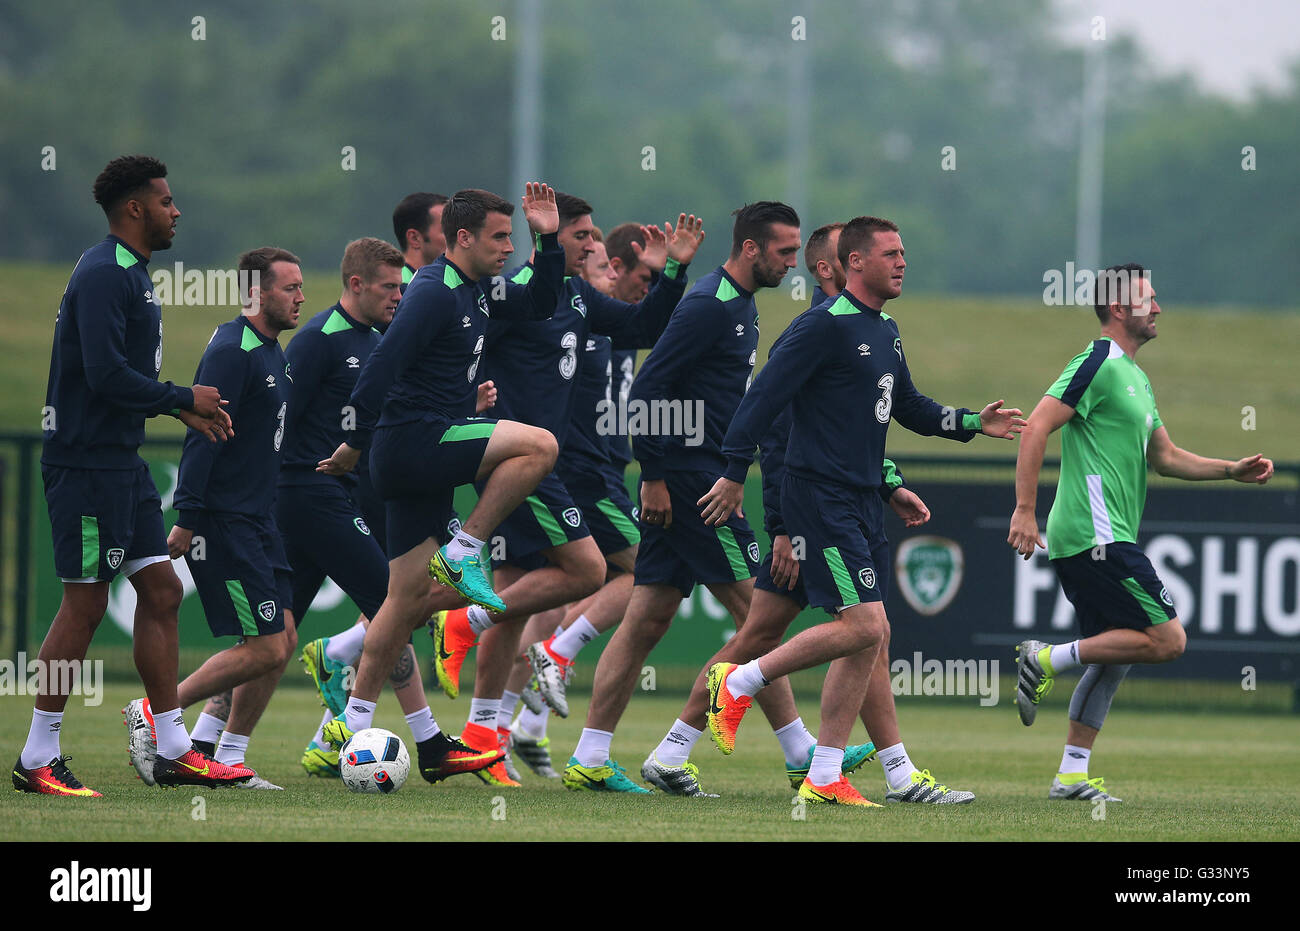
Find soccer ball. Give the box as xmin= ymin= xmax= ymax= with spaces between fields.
xmin=339 ymin=728 xmax=410 ymax=794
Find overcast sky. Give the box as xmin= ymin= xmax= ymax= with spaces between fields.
xmin=1054 ymin=0 xmax=1300 ymax=100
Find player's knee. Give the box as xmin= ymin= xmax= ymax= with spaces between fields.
xmin=136 ymin=573 xmax=183 ymax=619
xmin=530 ymin=428 xmax=559 ymax=468
xmin=1157 ymin=621 xmax=1185 ymax=662
xmin=573 ymin=553 xmax=605 ymax=598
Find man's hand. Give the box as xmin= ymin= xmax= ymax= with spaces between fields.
xmin=476 ymin=380 xmax=498 ymax=413
xmin=640 ymin=479 xmax=673 ymax=529
xmin=522 ymin=182 xmax=559 ymax=235
xmin=1229 ymin=453 xmax=1274 ymax=484
xmin=979 ymin=399 xmax=1027 ymax=440
xmin=889 ymin=487 xmax=931 ymax=528
xmin=178 ymin=407 xmax=233 ymax=442
xmin=1007 ymin=505 xmax=1046 ymax=560
xmin=167 ymin=525 xmax=193 ymax=559
xmin=770 ymin=534 xmax=800 ymax=590
xmin=318 ymin=442 xmax=362 ymax=476
xmin=698 ymin=476 xmax=744 ymax=527
xmin=190 ymin=385 xmax=227 ymax=418
xmin=664 ymin=214 xmax=705 ymax=265
xmin=629 ymin=223 xmax=669 ymax=272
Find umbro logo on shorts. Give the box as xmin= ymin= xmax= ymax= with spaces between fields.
xmin=562 ymin=507 xmax=581 ymax=528
xmin=747 ymin=542 xmax=760 ymax=563
xmin=258 ymin=601 xmax=276 ymax=622
xmin=106 ymin=548 xmax=125 ymax=570
xmin=859 ymin=567 xmax=876 ymax=589
xmin=354 ymin=517 xmax=370 ymax=535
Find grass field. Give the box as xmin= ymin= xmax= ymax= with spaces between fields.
xmin=4 ymin=260 xmax=1299 ymax=462
xmin=3 ymin=682 xmax=1298 ymax=842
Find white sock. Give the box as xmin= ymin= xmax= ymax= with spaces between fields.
xmin=343 ymin=697 xmax=376 ymax=732
xmin=516 ymin=705 xmax=549 ymax=739
xmin=726 ymin=660 xmax=768 ymax=699
xmin=21 ymin=709 xmax=63 ymax=770
xmin=191 ymin=712 xmax=225 ymax=746
xmin=1047 ymin=641 xmax=1081 ymax=675
xmin=808 ymin=745 xmax=845 ymax=786
xmin=553 ymin=624 xmax=565 ymax=637
xmin=405 ymin=707 xmax=440 ymax=743
xmin=325 ymin=621 xmax=366 ymax=665
xmin=215 ymin=732 xmax=250 ymax=766
xmin=466 ymin=605 xmax=495 ymax=635
xmin=1060 ymin=744 xmax=1091 ymax=775
xmin=878 ymin=741 xmax=918 ymax=791
xmin=468 ymin=698 xmax=499 ymax=729
xmin=445 ymin=531 xmax=486 ymax=562
xmin=312 ymin=709 xmax=333 ymax=746
xmin=773 ymin=717 xmax=817 ymax=768
xmin=154 ymin=707 xmax=191 ymax=759
xmin=654 ymin=719 xmax=703 ymax=766
xmin=552 ymin=615 xmax=599 ymax=660
xmin=498 ymin=691 xmax=521 ymax=730
xmin=575 ymin=728 xmax=613 ymax=767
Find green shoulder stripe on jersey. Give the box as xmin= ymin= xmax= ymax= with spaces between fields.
xmin=823 ymin=547 xmax=860 ymax=607
xmin=226 ymin=580 xmax=260 ymax=637
xmin=527 ymin=496 xmax=569 ymax=547
xmin=402 ymin=265 xmax=414 ymax=285
xmin=879 ymin=310 xmax=892 ymax=321
xmin=115 ymin=243 xmax=138 ymax=269
xmin=321 ymin=309 xmax=351 ymax=335
xmin=715 ymin=278 xmax=740 ymax=302
xmin=715 ymin=526 xmax=750 ymax=581
xmin=512 ymin=266 xmax=534 ymax=285
xmin=240 ymin=327 xmax=263 ymax=351
xmin=825 ymin=295 xmax=858 ymax=316
xmin=81 ymin=516 xmax=100 ymax=578
xmin=444 ymin=264 xmax=464 ymax=289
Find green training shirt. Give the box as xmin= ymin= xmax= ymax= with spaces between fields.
xmin=1044 ymin=337 xmax=1162 ymax=559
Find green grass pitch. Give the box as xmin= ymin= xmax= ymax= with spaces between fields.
xmin=4 ymin=683 xmax=1297 ymax=842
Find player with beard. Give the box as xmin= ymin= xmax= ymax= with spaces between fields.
xmin=1009 ymin=264 xmax=1272 ymax=802
xmin=125 ymin=247 xmax=308 ymax=789
xmin=16 ymin=155 xmax=243 ymax=796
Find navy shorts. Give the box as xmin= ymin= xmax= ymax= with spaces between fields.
xmin=633 ymin=470 xmax=760 ymax=596
xmin=355 ymin=467 xmax=388 ymax=557
xmin=486 ymin=470 xmax=591 ymax=569
xmin=753 ymin=546 xmax=810 ymax=609
xmin=369 ymin=416 xmax=495 ymax=558
xmin=781 ymin=473 xmax=890 ymax=615
xmin=183 ymin=512 xmax=292 ymax=638
xmin=1051 ymin=541 xmax=1177 ymax=638
xmin=43 ymin=462 xmax=166 ymax=581
xmin=276 ymin=481 xmax=389 ymax=624
xmin=556 ymin=459 xmax=640 ymax=557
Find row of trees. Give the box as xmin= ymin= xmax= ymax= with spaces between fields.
xmin=3 ymin=0 xmax=1295 ymax=305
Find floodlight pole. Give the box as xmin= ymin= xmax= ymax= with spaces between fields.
xmin=512 ymin=0 xmax=543 ymax=259
xmin=1075 ymin=37 xmax=1107 ymax=276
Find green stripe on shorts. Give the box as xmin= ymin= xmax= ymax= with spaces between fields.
xmin=527 ymin=496 xmax=568 ymax=547
xmin=1121 ymin=577 xmax=1169 ymax=626
xmin=715 ymin=526 xmax=749 ymax=581
xmin=823 ymin=547 xmax=861 ymax=608
xmin=596 ymin=497 xmax=640 ymax=547
xmin=81 ymin=515 xmax=99 ymax=578
xmin=226 ymin=580 xmax=260 ymax=637
xmin=440 ymin=422 xmax=496 ymax=443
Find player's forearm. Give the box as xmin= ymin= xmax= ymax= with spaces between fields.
xmin=1155 ymin=446 xmax=1234 ymax=481
xmin=1014 ymin=422 xmax=1050 ymax=511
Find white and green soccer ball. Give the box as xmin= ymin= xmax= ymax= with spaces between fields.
xmin=339 ymin=727 xmax=409 ymax=794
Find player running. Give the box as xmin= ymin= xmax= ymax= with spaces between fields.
xmin=641 ymin=221 xmax=974 ymax=802
xmin=276 ymin=237 xmax=499 ymax=783
xmin=562 ymin=202 xmax=804 ymax=793
xmin=124 ymin=246 xmax=305 ymax=789
xmin=312 ymin=184 xmax=565 ymax=750
xmin=429 ymin=194 xmax=702 ymax=786
xmin=701 ymin=216 xmax=1024 ymax=806
xmin=16 ymin=154 xmax=247 ymax=796
xmin=1007 ymin=264 xmax=1273 ymax=802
